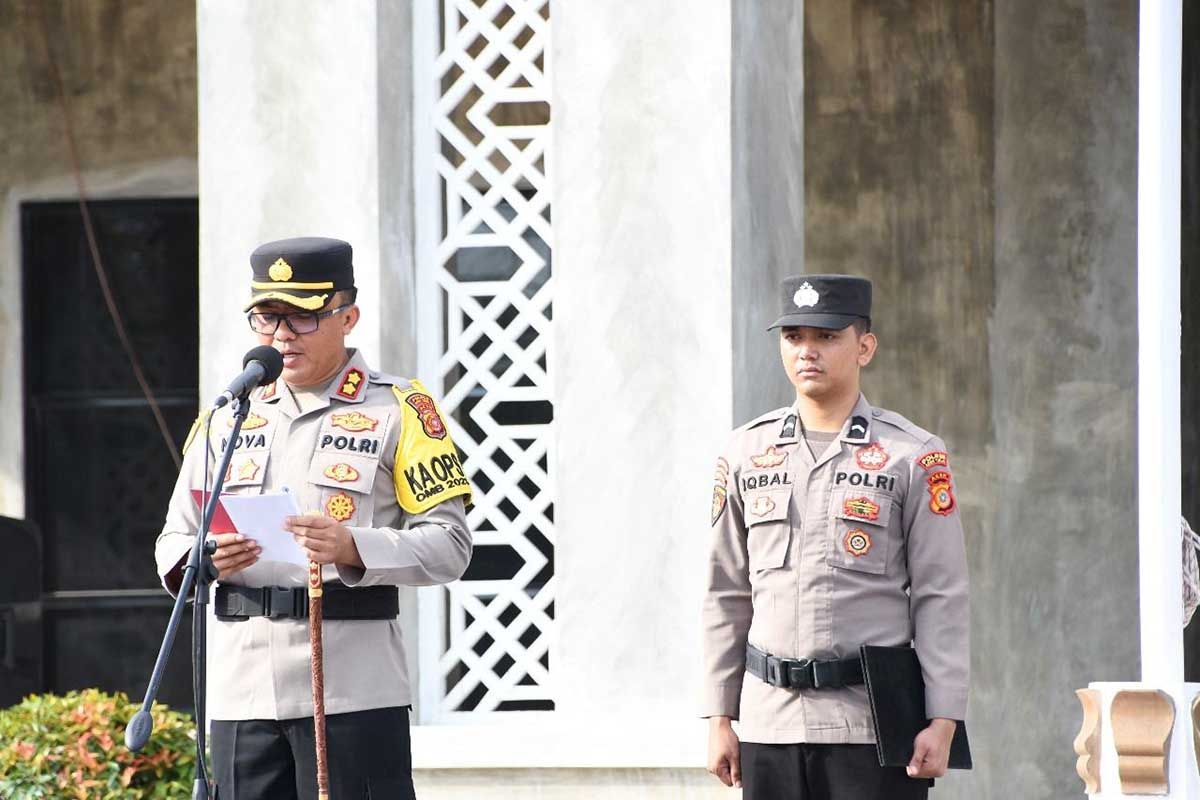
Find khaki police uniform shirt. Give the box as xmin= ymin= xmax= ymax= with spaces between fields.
xmin=155 ymin=349 xmax=473 ymax=721
xmin=701 ymin=394 xmax=969 ymax=744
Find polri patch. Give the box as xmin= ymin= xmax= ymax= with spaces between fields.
xmin=917 ymin=451 xmax=949 ymax=471
xmin=926 ymin=470 xmax=956 ymax=516
xmin=844 ymin=529 xmax=872 ymax=557
xmin=855 ymin=443 xmax=889 ymax=471
xmin=751 ymin=445 xmax=788 ymax=469
xmin=843 ymin=496 xmax=880 ymax=522
xmin=335 ymin=368 xmax=366 ymax=401
xmin=405 ymin=393 xmax=448 ymax=440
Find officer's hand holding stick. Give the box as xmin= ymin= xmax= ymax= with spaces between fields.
xmin=706 ymin=716 xmax=742 ymax=788
xmin=288 ymin=513 xmax=367 ymax=800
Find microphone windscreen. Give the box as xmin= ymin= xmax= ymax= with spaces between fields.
xmin=243 ymin=345 xmax=284 ymax=384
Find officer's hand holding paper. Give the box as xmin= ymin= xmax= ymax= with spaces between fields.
xmin=218 ymin=490 xmax=307 ymax=566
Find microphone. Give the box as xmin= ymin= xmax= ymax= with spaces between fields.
xmin=212 ymin=346 xmax=284 ymax=409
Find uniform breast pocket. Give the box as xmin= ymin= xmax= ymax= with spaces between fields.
xmin=743 ymin=490 xmax=792 ymax=572
xmin=308 ymin=453 xmax=380 ymax=526
xmin=826 ymin=489 xmax=894 ymax=575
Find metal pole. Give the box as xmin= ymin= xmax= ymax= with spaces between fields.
xmin=1137 ymin=0 xmax=1184 ymax=683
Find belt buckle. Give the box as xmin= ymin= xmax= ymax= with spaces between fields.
xmin=788 ymin=659 xmax=815 ymax=690
xmin=765 ymin=658 xmax=789 ymax=688
xmin=264 ymin=587 xmax=294 ymax=619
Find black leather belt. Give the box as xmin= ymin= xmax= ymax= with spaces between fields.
xmin=746 ymin=643 xmax=864 ymax=690
xmin=214 ymin=584 xmax=399 ymax=622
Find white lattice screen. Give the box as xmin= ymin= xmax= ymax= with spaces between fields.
xmin=414 ymin=0 xmax=554 ymax=722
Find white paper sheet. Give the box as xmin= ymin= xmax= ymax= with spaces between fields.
xmin=218 ymin=489 xmax=307 ymax=566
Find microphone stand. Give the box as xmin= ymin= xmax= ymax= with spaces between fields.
xmin=126 ymin=394 xmax=253 ymax=800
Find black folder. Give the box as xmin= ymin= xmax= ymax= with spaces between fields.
xmin=859 ymin=645 xmax=972 ymax=770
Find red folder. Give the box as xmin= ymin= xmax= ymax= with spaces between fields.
xmin=189 ymin=490 xmax=238 ymax=534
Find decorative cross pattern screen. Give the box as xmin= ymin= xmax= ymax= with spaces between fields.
xmin=415 ymin=0 xmax=554 ymax=721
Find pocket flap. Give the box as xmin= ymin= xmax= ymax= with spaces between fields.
xmin=834 ymin=489 xmax=892 ymax=528
xmin=308 ymin=452 xmax=380 ymax=495
xmin=744 ymin=490 xmax=790 ymax=525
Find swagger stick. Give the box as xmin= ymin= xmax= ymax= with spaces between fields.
xmin=308 ymin=559 xmax=331 ymax=800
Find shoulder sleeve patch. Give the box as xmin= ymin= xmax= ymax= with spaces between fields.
xmin=391 ymin=382 xmax=473 ymax=514
xmin=181 ymin=409 xmax=214 ymax=457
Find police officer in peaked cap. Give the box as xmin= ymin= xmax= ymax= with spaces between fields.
xmin=701 ymin=275 xmax=969 ymax=799
xmin=156 ymin=237 xmax=473 ymax=798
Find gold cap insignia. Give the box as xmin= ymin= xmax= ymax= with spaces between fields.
xmin=268 ymin=258 xmax=294 ymax=282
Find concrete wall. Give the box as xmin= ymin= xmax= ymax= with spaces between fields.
xmin=805 ymin=2 xmax=1140 ymax=798
xmin=0 ymin=0 xmax=198 ymax=519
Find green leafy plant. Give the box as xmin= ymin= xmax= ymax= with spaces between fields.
xmin=0 ymin=689 xmax=195 ymax=799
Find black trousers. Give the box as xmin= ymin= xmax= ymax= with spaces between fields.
xmin=211 ymin=706 xmax=416 ymax=800
xmin=740 ymin=742 xmax=932 ymax=800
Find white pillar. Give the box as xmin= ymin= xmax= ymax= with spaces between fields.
xmin=1136 ymin=0 xmax=1184 ymax=684
xmin=196 ymin=0 xmax=413 ymax=400
xmin=552 ymin=0 xmax=732 ymax=735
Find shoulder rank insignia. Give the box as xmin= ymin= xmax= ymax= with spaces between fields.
xmin=844 ymin=529 xmax=872 ymax=557
xmin=335 ymin=368 xmax=366 ymax=401
xmin=843 ymin=496 xmax=881 ymax=522
xmin=855 ymin=442 xmax=889 ymax=471
xmin=917 ymin=451 xmax=949 ymax=471
xmin=405 ymin=393 xmax=447 ymax=440
xmin=926 ymin=470 xmax=957 ymax=516
xmin=750 ymin=445 xmax=787 ymax=469
xmin=331 ymin=411 xmax=379 ymax=433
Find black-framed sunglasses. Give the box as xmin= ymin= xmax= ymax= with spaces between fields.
xmin=247 ymin=304 xmax=353 ymax=336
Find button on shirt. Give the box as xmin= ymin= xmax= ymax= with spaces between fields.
xmin=701 ymin=394 xmax=969 ymax=744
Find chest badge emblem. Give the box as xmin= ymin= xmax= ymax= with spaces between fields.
xmin=331 ymin=411 xmax=379 ymax=433
xmin=325 ymin=492 xmax=356 ymax=522
xmin=927 ymin=471 xmax=957 ymax=516
xmin=324 ymin=463 xmax=360 ymax=483
xmin=229 ymin=412 xmax=269 ymax=430
xmin=749 ymin=496 xmax=777 ymax=517
xmin=235 ymin=458 xmax=261 ymax=482
xmin=843 ymin=496 xmax=881 ymax=522
xmin=793 ymin=281 xmax=820 ymax=309
xmin=750 ymin=445 xmax=788 ymax=469
xmin=844 ymin=529 xmax=873 ymax=557
xmin=855 ymin=443 xmax=889 ymax=471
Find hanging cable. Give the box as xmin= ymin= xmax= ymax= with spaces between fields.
xmin=34 ymin=6 xmax=182 ymax=468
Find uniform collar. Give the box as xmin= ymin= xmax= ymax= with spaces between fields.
xmin=262 ymin=349 xmax=373 ymax=419
xmin=777 ymin=393 xmax=875 ymax=445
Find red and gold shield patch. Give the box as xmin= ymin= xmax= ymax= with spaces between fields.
xmin=331 ymin=411 xmax=379 ymax=433
xmin=711 ymin=486 xmax=728 ymax=525
xmin=406 ymin=393 xmax=447 ymax=440
xmin=324 ymin=463 xmax=360 ymax=483
xmin=335 ymin=368 xmax=366 ymax=401
xmin=926 ymin=470 xmax=956 ymax=516
xmin=855 ymin=443 xmax=889 ymax=471
xmin=844 ymin=529 xmax=872 ymax=557
xmin=325 ymin=492 xmax=356 ymax=522
xmin=843 ymin=496 xmax=881 ymax=522
xmin=917 ymin=451 xmax=949 ymax=471
xmin=751 ymin=445 xmax=787 ymax=469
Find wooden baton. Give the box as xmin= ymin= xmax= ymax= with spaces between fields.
xmin=308 ymin=559 xmax=330 ymax=800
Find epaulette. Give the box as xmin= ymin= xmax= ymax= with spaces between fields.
xmin=369 ymin=369 xmax=414 ymax=391
xmin=181 ymin=408 xmax=214 ymax=456
xmin=871 ymin=407 xmax=937 ymax=445
xmin=739 ymin=406 xmax=791 ymax=433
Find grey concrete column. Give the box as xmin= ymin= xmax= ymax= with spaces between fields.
xmin=196 ymin=0 xmax=416 ymax=400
